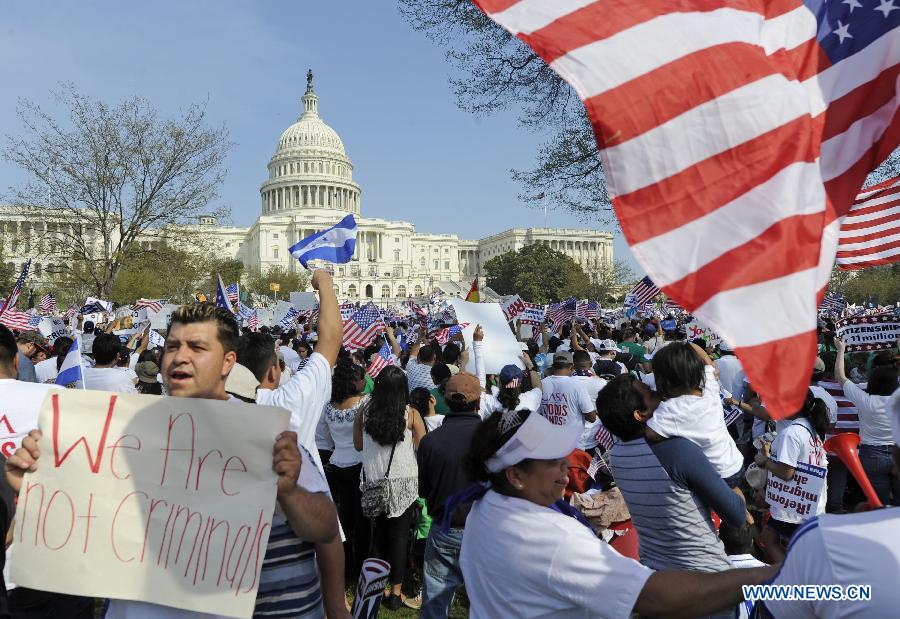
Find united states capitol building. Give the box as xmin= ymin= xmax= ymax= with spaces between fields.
xmin=1 ymin=73 xmax=613 ymax=303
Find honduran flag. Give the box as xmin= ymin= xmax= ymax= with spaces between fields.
xmin=289 ymin=214 xmax=357 ymax=268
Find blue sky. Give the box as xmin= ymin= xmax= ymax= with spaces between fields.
xmin=0 ymin=1 xmax=640 ymax=273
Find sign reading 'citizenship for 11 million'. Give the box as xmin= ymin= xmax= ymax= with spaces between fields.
xmin=11 ymin=390 xmax=289 ymax=619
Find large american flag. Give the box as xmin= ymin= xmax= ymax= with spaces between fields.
xmin=39 ymin=292 xmax=57 ymax=314
xmin=343 ymin=302 xmax=385 ymax=350
xmin=366 ymin=340 xmax=395 ymax=378
xmin=0 ymin=259 xmax=31 ymax=319
xmin=625 ymin=277 xmax=661 ymax=308
xmin=0 ymin=308 xmax=40 ymax=331
xmin=475 ymin=0 xmax=900 ymax=418
xmin=836 ymin=176 xmax=900 ymax=269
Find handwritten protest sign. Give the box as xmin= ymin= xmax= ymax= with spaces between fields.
xmin=684 ymin=320 xmax=722 ymax=348
xmin=835 ymin=313 xmax=900 ymax=352
xmin=501 ymin=295 xmax=526 ymax=322
xmin=339 ymin=303 xmax=356 ymax=321
xmin=12 ymin=390 xmax=289 ymax=618
xmin=38 ymin=318 xmax=68 ymax=346
xmin=764 ymin=461 xmax=826 ymax=520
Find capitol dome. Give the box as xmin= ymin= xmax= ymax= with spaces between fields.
xmin=260 ymin=70 xmax=361 ymax=217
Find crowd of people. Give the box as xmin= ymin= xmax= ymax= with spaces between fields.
xmin=0 ymin=270 xmax=898 ymax=618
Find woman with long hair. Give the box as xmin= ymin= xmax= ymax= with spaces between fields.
xmin=755 ymin=389 xmax=830 ymax=562
xmin=321 ymin=351 xmax=369 ymax=576
xmin=353 ymin=365 xmax=425 ymax=609
xmin=835 ymin=337 xmax=900 ymax=506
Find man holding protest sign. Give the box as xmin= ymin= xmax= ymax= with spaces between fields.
xmin=5 ymin=299 xmax=339 ymax=618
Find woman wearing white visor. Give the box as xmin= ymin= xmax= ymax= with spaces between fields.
xmin=458 ymin=409 xmax=777 ymax=618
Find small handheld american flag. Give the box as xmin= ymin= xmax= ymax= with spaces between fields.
xmin=343 ymin=302 xmax=385 ymax=351
xmin=0 ymin=259 xmax=31 ymax=319
xmin=39 ymin=292 xmax=57 ymax=314
xmin=366 ymin=340 xmax=394 ymax=378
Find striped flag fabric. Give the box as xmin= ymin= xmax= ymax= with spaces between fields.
xmin=279 ymin=307 xmax=301 ymax=330
xmin=408 ymin=300 xmax=429 ymax=332
xmin=576 ymin=300 xmax=600 ymax=320
xmin=433 ymin=323 xmax=471 ymax=346
xmin=547 ymin=297 xmax=577 ymax=329
xmin=0 ymin=259 xmax=31 ymax=319
xmin=836 ymin=177 xmax=900 ymax=269
xmin=0 ymin=308 xmax=38 ymax=331
xmin=819 ymin=293 xmax=848 ymax=313
xmin=225 ymin=283 xmax=239 ymax=305
xmin=366 ymin=340 xmax=395 ymax=378
xmin=343 ymin=302 xmax=386 ymax=351
xmin=248 ymin=311 xmax=259 ymax=332
xmin=474 ymin=0 xmax=900 ymax=418
xmin=134 ymin=298 xmax=166 ymax=313
xmin=215 ymin=274 xmax=235 ymax=314
xmin=63 ymin=304 xmax=79 ymax=321
xmin=80 ymin=301 xmax=106 ymax=315
xmin=39 ymin=293 xmax=57 ymax=314
xmin=625 ymin=277 xmax=661 ymax=308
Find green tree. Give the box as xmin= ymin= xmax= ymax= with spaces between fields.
xmin=110 ymin=246 xmax=207 ymax=305
xmin=838 ymin=264 xmax=900 ymax=305
xmin=484 ymin=243 xmax=591 ymax=304
xmin=244 ymin=265 xmax=310 ymax=299
xmin=0 ymin=248 xmax=13 ymax=292
xmin=198 ymin=258 xmax=245 ymax=297
xmin=588 ymin=259 xmax=636 ymax=304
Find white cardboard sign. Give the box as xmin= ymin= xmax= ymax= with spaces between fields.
xmin=449 ymin=299 xmax=523 ymax=374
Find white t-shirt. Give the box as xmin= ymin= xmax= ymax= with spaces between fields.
xmin=646 ymin=365 xmax=743 ymax=479
xmin=840 ymin=381 xmax=893 ymax=446
xmin=715 ymin=355 xmax=746 ymax=402
xmin=574 ymin=375 xmax=607 ymax=450
xmin=255 ymin=351 xmax=332 ymax=474
xmin=460 ymin=490 xmax=653 ymax=618
xmin=82 ymin=366 xmax=138 ymax=393
xmin=34 ymin=357 xmax=59 ymax=384
xmin=764 ymin=510 xmax=900 ymax=619
xmin=539 ymin=375 xmax=595 ymax=430
xmin=423 ymin=414 xmax=445 ymax=432
xmin=769 ymin=418 xmax=827 ymax=523
xmin=481 ymin=387 xmax=543 ymax=418
xmin=279 ymin=345 xmax=302 ymax=373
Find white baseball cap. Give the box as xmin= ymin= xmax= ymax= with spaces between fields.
xmin=485 ymin=412 xmax=581 ymax=473
xmin=596 ymin=339 xmax=619 ymax=352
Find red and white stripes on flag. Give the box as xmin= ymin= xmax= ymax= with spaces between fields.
xmin=474 ymin=0 xmax=900 ymax=418
xmin=836 ymin=177 xmax=900 ymax=269
xmin=39 ymin=293 xmax=57 ymax=314
xmin=134 ymin=298 xmax=165 ymax=313
xmin=0 ymin=309 xmax=37 ymax=331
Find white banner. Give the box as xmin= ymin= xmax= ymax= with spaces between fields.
xmin=38 ymin=317 xmax=69 ymax=346
xmin=764 ymin=461 xmax=826 ymax=521
xmin=450 ymin=299 xmax=523 ymax=375
xmin=519 ymin=302 xmax=546 ymax=326
xmin=835 ymin=313 xmax=900 ymax=353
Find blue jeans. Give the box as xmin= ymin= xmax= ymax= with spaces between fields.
xmin=420 ymin=528 xmax=465 ymax=619
xmin=859 ymin=444 xmax=900 ymax=506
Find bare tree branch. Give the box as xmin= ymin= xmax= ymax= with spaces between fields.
xmin=3 ymin=84 xmax=232 ymax=298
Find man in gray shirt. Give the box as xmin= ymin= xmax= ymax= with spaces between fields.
xmin=597 ymin=374 xmax=746 ymax=575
